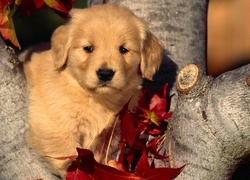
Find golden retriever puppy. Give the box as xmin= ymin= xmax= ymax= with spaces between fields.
xmin=20 ymin=4 xmax=163 ymax=178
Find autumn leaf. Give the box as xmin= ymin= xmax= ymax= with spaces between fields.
xmin=142 ymin=166 xmax=185 ymax=180
xmin=137 ymin=87 xmax=151 ymax=110
xmin=67 ymin=148 xmax=96 ymax=180
xmin=135 ymin=149 xmax=151 ymax=177
xmin=0 ymin=0 xmax=20 ymax=49
xmin=94 ymin=160 xmax=143 ymax=180
xmin=65 ymin=83 xmax=184 ymax=179
xmin=19 ymin=0 xmax=45 ymax=16
xmin=138 ymin=107 xmax=160 ymax=126
xmin=67 ymin=169 xmax=95 ymax=180
xmin=66 ymin=147 xmax=183 ymax=180
xmin=44 ymin=0 xmax=68 ymax=13
xmin=136 ymin=83 xmax=172 ymax=135
xmin=147 ymin=138 xmax=169 ymax=160
xmin=136 ymin=150 xmax=184 ymax=180
xmin=66 ymin=148 xmax=143 ymax=180
xmin=44 ymin=0 xmax=75 ymax=18
xmin=120 ymin=102 xmax=136 ymax=147
xmin=0 ymin=0 xmax=75 ymax=49
xmin=134 ymin=141 xmax=168 ymax=160
xmin=118 ymin=101 xmax=137 ymax=166
xmin=19 ymin=0 xmax=74 ymax=17
xmin=0 ymin=18 xmax=20 ymax=49
xmin=0 ymin=0 xmax=12 ymax=25
xmin=107 ymin=160 xmax=127 ymax=172
xmin=139 ymin=84 xmax=171 ymax=122
xmin=149 ymin=83 xmax=169 ymax=116
xmin=137 ymin=106 xmax=171 ymax=135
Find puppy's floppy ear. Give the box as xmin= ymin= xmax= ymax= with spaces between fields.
xmin=51 ymin=24 xmax=70 ymax=70
xmin=140 ymin=31 xmax=163 ymax=80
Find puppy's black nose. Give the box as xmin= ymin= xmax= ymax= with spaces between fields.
xmin=96 ymin=68 xmax=115 ymax=82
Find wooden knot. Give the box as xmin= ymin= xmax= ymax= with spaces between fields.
xmin=176 ymin=64 xmax=213 ymax=98
xmin=246 ymin=75 xmax=250 ymax=87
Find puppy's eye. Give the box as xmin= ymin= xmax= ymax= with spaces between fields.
xmin=119 ymin=46 xmax=128 ymax=54
xmin=83 ymin=46 xmax=94 ymax=53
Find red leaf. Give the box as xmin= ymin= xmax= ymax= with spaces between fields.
xmin=135 ymin=149 xmax=151 ymax=177
xmin=149 ymin=83 xmax=168 ymax=111
xmin=144 ymin=165 xmax=185 ymax=180
xmin=44 ymin=0 xmax=68 ymax=13
xmin=0 ymin=0 xmax=12 ymax=25
xmin=66 ymin=148 xmax=143 ymax=180
xmin=118 ymin=141 xmax=126 ymax=163
xmin=134 ymin=141 xmax=168 ymax=160
xmin=136 ymin=150 xmax=184 ymax=180
xmin=138 ymin=107 xmax=160 ymax=126
xmin=67 ymin=169 xmax=98 ymax=180
xmin=0 ymin=0 xmax=12 ymax=8
xmin=149 ymin=138 xmax=157 ymax=150
xmin=152 ymin=106 xmax=172 ymax=120
xmin=118 ymin=102 xmax=137 ymax=167
xmin=120 ymin=103 xmax=136 ymax=147
xmin=107 ymin=160 xmax=127 ymax=172
xmin=0 ymin=19 xmax=20 ymax=49
xmin=137 ymin=83 xmax=171 ymax=135
xmin=94 ymin=161 xmax=143 ymax=180
xmin=149 ymin=94 xmax=161 ymax=111
xmin=66 ymin=149 xmax=97 ymax=180
xmin=0 ymin=0 xmax=20 ymax=49
xmin=19 ymin=0 xmax=45 ymax=16
xmin=19 ymin=0 xmax=74 ymax=18
xmin=137 ymin=88 xmax=151 ymax=109
xmin=158 ymin=83 xmax=168 ymax=100
xmin=67 ymin=148 xmax=95 ymax=174
xmin=147 ymin=138 xmax=169 ymax=160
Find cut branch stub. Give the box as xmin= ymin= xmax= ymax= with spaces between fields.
xmin=176 ymin=64 xmax=213 ymax=98
xmin=246 ymin=75 xmax=250 ymax=87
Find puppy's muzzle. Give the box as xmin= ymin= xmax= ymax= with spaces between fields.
xmin=96 ymin=68 xmax=115 ymax=82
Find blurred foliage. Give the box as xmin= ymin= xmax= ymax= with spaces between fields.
xmin=207 ymin=0 xmax=250 ymax=76
xmin=11 ymin=0 xmax=87 ymax=52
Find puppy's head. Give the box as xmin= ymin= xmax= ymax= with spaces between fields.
xmin=51 ymin=4 xmax=163 ymax=94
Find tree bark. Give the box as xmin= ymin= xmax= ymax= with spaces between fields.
xmin=0 ymin=38 xmax=58 ymax=179
xmin=172 ymin=63 xmax=250 ymax=179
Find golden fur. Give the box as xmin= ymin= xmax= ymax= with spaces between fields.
xmin=20 ymin=4 xmax=163 ymax=178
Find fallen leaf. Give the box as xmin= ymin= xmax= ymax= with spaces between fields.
xmin=149 ymin=83 xmax=168 ymax=112
xmin=66 ymin=148 xmax=143 ymax=180
xmin=0 ymin=18 xmax=20 ymax=49
xmin=134 ymin=141 xmax=168 ymax=160
xmin=66 ymin=83 xmax=184 ymax=179
xmin=19 ymin=0 xmax=45 ymax=16
xmin=138 ymin=107 xmax=160 ymax=126
xmin=136 ymin=150 xmax=184 ymax=180
xmin=120 ymin=102 xmax=136 ymax=147
xmin=0 ymin=0 xmax=12 ymax=25
xmin=44 ymin=0 xmax=68 ymax=13
xmin=135 ymin=149 xmax=151 ymax=177
xmin=95 ymin=161 xmax=143 ymax=180
xmin=107 ymin=160 xmax=127 ymax=172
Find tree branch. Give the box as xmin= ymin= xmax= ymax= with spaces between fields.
xmin=172 ymin=63 xmax=250 ymax=179
xmin=0 ymin=38 xmax=58 ymax=179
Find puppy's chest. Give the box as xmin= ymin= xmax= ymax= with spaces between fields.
xmin=75 ymin=100 xmax=118 ymax=148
